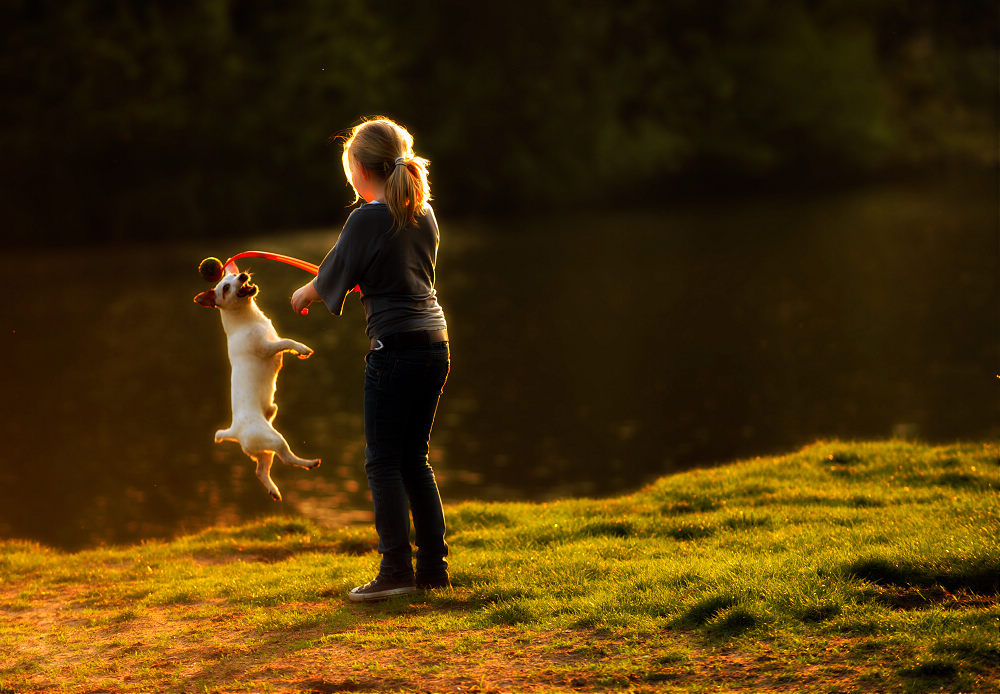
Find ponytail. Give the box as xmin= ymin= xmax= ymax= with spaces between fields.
xmin=384 ymin=154 xmax=431 ymax=230
xmin=340 ymin=117 xmax=432 ymax=230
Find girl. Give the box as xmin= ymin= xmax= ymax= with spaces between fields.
xmin=291 ymin=117 xmax=451 ymax=601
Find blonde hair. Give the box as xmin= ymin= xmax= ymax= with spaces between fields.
xmin=341 ymin=117 xmax=431 ymax=229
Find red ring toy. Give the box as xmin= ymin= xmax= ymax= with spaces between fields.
xmin=199 ymin=251 xmax=357 ymax=315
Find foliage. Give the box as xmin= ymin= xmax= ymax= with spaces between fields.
xmin=0 ymin=0 xmax=995 ymax=243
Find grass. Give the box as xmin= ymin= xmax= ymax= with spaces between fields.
xmin=0 ymin=439 xmax=997 ymax=693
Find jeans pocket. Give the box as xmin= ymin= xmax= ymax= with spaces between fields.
xmin=365 ymin=351 xmax=391 ymax=391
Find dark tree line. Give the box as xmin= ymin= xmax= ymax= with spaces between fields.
xmin=0 ymin=0 xmax=995 ymax=245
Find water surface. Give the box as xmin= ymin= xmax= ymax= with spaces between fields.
xmin=1 ymin=178 xmax=995 ymax=548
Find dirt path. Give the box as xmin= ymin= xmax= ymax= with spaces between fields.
xmin=1 ymin=586 xmax=886 ymax=693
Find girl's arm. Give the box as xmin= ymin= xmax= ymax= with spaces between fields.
xmin=291 ymin=280 xmax=320 ymax=314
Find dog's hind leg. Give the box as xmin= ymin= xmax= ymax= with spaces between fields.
xmin=250 ymin=451 xmax=282 ymax=502
xmin=274 ymin=439 xmax=321 ymax=471
xmin=215 ymin=427 xmax=237 ymax=444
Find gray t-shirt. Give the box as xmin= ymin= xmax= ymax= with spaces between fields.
xmin=314 ymin=202 xmax=448 ymax=339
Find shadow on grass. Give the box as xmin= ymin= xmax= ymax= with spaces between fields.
xmin=897 ymin=658 xmax=963 ymax=689
xmin=296 ymin=676 xmax=411 ymax=693
xmin=172 ymin=590 xmax=475 ymax=691
xmin=845 ymin=555 xmax=1000 ymax=596
xmin=676 ymin=593 xmax=739 ymax=627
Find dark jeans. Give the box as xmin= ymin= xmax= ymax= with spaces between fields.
xmin=363 ymin=340 xmax=450 ymax=582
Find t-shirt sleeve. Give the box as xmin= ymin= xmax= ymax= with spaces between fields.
xmin=314 ymin=212 xmax=367 ymax=315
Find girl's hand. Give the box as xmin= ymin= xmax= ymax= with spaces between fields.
xmin=291 ymin=281 xmax=320 ymax=315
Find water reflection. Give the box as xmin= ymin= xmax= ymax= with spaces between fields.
xmin=1 ymin=177 xmax=995 ymax=549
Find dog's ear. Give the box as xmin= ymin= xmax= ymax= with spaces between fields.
xmin=199 ymin=257 xmax=225 ymax=283
xmin=193 ymin=290 xmax=217 ymax=308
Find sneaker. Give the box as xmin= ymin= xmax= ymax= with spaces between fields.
xmin=416 ymin=576 xmax=452 ymax=591
xmin=348 ymin=576 xmax=416 ymax=602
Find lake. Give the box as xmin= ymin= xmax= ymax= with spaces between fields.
xmin=1 ymin=176 xmax=995 ymax=549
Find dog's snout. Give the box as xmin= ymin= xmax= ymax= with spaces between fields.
xmin=238 ymin=272 xmax=249 ymax=282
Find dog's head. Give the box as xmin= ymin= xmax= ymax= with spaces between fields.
xmin=193 ymin=271 xmax=259 ymax=310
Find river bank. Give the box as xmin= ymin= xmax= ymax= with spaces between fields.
xmin=1 ymin=439 xmax=997 ymax=693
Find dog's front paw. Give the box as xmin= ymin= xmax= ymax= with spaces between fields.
xmin=296 ymin=348 xmax=314 ymax=360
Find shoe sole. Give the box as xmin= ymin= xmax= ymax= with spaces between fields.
xmin=348 ymin=586 xmax=417 ymax=602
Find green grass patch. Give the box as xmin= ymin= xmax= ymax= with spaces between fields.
xmin=0 ymin=439 xmax=997 ymax=692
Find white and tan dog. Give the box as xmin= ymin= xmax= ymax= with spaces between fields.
xmin=194 ymin=268 xmax=320 ymax=501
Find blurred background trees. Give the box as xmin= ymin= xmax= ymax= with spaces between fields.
xmin=1 ymin=0 xmax=995 ymax=245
